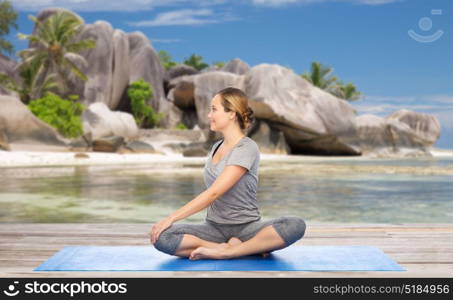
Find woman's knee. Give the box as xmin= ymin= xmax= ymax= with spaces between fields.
xmin=153 ymin=227 xmax=184 ymax=256
xmin=272 ymin=216 xmax=306 ymax=246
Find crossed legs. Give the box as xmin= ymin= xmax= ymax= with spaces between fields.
xmin=153 ymin=217 xmax=306 ymax=260
xmin=188 ymin=225 xmax=285 ymax=260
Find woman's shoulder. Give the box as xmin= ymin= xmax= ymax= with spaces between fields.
xmin=237 ymin=137 xmax=260 ymax=153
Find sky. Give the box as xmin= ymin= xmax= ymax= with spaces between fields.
xmin=5 ymin=0 xmax=453 ymax=149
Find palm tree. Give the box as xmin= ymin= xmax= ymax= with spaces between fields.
xmin=183 ymin=54 xmax=209 ymax=71
xmin=16 ymin=11 xmax=96 ymax=97
xmin=301 ymin=61 xmax=338 ymax=93
xmin=332 ymin=82 xmax=361 ymax=101
xmin=0 ymin=55 xmax=58 ymax=103
xmin=301 ymin=61 xmax=361 ymax=102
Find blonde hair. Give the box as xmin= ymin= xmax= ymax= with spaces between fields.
xmin=216 ymin=87 xmax=255 ymax=131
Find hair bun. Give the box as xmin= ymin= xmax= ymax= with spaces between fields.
xmin=242 ymin=106 xmax=254 ymax=124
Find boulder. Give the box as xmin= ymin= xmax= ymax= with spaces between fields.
xmin=68 ymin=132 xmax=92 ymax=151
xmin=33 ymin=8 xmax=166 ymax=115
xmin=0 ymin=95 xmax=68 ymax=148
xmin=92 ymin=135 xmax=124 ymax=152
xmin=83 ymin=102 xmax=139 ymax=140
xmin=386 ymin=109 xmax=440 ymax=145
xmin=128 ymin=32 xmax=166 ymax=112
xmin=351 ymin=112 xmax=439 ymax=156
xmin=182 ymin=142 xmax=210 ymax=157
xmin=221 ymin=58 xmax=250 ymax=75
xmin=33 ymin=9 xmax=131 ymax=110
xmin=244 ymin=64 xmax=359 ymax=155
xmin=172 ymin=81 xmax=195 ymax=110
xmin=248 ymin=120 xmax=290 ymax=154
xmin=125 ymin=140 xmax=156 ymax=153
xmin=166 ymin=64 xmax=198 ymax=82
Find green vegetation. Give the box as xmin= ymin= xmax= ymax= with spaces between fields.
xmin=17 ymin=11 xmax=96 ymax=96
xmin=28 ymin=92 xmax=85 ymax=138
xmin=213 ymin=61 xmax=225 ymax=68
xmin=183 ymin=54 xmax=209 ymax=71
xmin=301 ymin=62 xmax=361 ymax=101
xmin=175 ymin=122 xmax=187 ymax=130
xmin=0 ymin=0 xmax=18 ymax=56
xmin=158 ymin=49 xmax=226 ymax=71
xmin=158 ymin=50 xmax=177 ymax=70
xmin=127 ymin=78 xmax=164 ymax=128
xmin=0 ymin=53 xmax=58 ymax=103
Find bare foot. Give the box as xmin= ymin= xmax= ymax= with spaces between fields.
xmin=189 ymin=246 xmax=231 ymax=260
xmin=228 ymin=237 xmax=269 ymax=258
xmin=227 ymin=237 xmax=242 ymax=246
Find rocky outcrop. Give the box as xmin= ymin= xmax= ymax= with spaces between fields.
xmin=32 ymin=8 xmax=165 ymax=114
xmin=244 ymin=64 xmax=359 ymax=155
xmin=82 ymin=102 xmax=139 ymax=140
xmin=128 ymin=32 xmax=166 ymax=111
xmin=92 ymin=135 xmax=124 ymax=152
xmin=387 ymin=109 xmax=440 ymax=145
xmin=166 ymin=64 xmax=198 ymax=82
xmin=5 ymin=8 xmax=440 ymax=156
xmin=0 ymin=95 xmax=68 ymax=149
xmin=351 ymin=111 xmax=440 ymax=157
xmin=221 ymin=58 xmax=250 ymax=75
xmin=247 ymin=120 xmax=290 ymax=154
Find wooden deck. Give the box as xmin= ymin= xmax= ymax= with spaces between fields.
xmin=1 ymin=223 xmax=453 ymax=277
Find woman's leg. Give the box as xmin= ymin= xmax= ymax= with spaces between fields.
xmin=153 ymin=222 xmax=227 ymax=257
xmin=189 ymin=216 xmax=306 ymax=260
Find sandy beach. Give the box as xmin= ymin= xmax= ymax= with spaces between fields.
xmin=1 ymin=147 xmax=453 ymax=170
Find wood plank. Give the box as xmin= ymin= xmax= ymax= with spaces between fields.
xmin=1 ymin=223 xmax=452 ymax=278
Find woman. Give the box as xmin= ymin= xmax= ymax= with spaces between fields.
xmin=149 ymin=87 xmax=306 ymax=260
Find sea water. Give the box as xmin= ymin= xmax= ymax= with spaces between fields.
xmin=0 ymin=156 xmax=452 ymax=223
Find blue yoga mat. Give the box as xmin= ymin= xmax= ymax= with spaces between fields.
xmin=34 ymin=245 xmax=404 ymax=272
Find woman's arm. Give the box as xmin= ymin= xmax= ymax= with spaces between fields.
xmin=150 ymin=165 xmax=248 ymax=244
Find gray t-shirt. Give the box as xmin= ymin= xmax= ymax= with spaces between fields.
xmin=203 ymin=136 xmax=261 ymax=224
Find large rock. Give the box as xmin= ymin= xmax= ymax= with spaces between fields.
xmin=0 ymin=95 xmax=67 ymax=148
xmin=92 ymin=135 xmax=124 ymax=152
xmin=245 ymin=64 xmax=359 ymax=155
xmin=32 ymin=8 xmax=166 ymax=116
xmin=33 ymin=9 xmax=131 ymax=110
xmin=248 ymin=120 xmax=290 ymax=154
xmin=351 ymin=111 xmax=440 ymax=156
xmin=166 ymin=64 xmax=198 ymax=82
xmin=128 ymin=32 xmax=166 ymax=112
xmin=83 ymin=102 xmax=139 ymax=140
xmin=221 ymin=58 xmax=250 ymax=75
xmin=387 ymin=109 xmax=440 ymax=145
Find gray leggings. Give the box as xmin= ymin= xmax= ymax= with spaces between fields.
xmin=154 ymin=216 xmax=306 ymax=256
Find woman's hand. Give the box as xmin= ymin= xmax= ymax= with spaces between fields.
xmin=149 ymin=217 xmax=174 ymax=245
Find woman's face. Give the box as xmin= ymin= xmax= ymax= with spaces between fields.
xmin=208 ymin=94 xmax=235 ymax=132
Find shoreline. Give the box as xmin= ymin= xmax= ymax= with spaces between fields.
xmin=1 ymin=147 xmax=453 ymax=168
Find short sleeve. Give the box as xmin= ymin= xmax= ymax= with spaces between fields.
xmin=226 ymin=142 xmax=258 ymax=171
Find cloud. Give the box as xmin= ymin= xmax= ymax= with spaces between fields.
xmin=127 ymin=8 xmax=238 ymax=27
xmin=127 ymin=9 xmax=213 ymax=26
xmin=11 ymin=0 xmax=202 ymax=12
xmin=11 ymin=0 xmax=401 ymax=12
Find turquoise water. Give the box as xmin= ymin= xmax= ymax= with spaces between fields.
xmin=1 ymin=157 xmax=452 ymax=223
